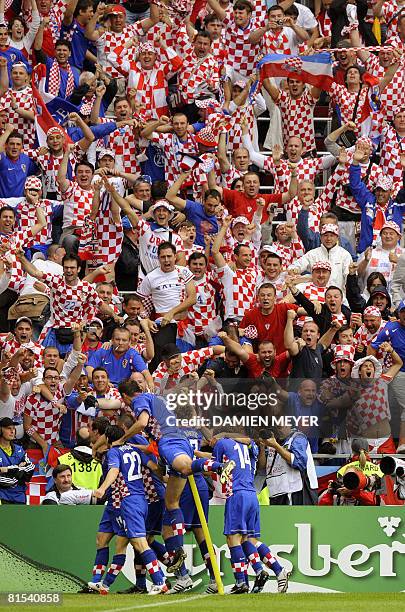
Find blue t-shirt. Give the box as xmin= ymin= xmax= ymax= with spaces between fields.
xmin=0 ymin=47 xmax=30 ymax=78
xmin=131 ymin=392 xmax=187 ymax=440
xmin=0 ymin=153 xmax=37 ymax=198
xmin=61 ymin=20 xmax=90 ymax=70
xmin=44 ymin=57 xmax=80 ymax=98
xmin=184 ymin=199 xmax=219 ymax=247
xmin=213 ymin=438 xmax=258 ymax=493
xmin=88 ymin=347 xmax=147 ymax=385
xmin=106 ymin=444 xmax=148 ymax=496
xmin=372 ymin=321 xmax=405 ymax=370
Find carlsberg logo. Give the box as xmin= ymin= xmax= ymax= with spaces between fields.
xmin=287 ymin=523 xmax=405 ymax=578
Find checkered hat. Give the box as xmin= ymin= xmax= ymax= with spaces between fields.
xmin=233 ymin=80 xmax=247 ymax=89
xmin=356 ymin=136 xmax=373 ymax=149
xmin=232 ymin=216 xmax=250 ymax=227
xmin=312 ymin=260 xmax=332 ymax=271
xmin=351 ymin=355 xmax=382 ymax=379
xmin=380 ymin=220 xmax=400 ymax=235
xmin=195 ymin=98 xmax=221 ymax=109
xmin=149 ymin=199 xmax=174 ymax=218
xmin=244 ymin=325 xmax=258 ymax=339
xmin=363 ymin=306 xmax=381 ymax=318
xmin=98 ymin=148 xmax=115 ymax=160
xmin=195 ymin=127 xmax=217 ymax=148
xmin=138 ymin=42 xmax=156 ymax=54
xmin=375 ymin=175 xmax=393 ymax=191
xmin=321 ymin=224 xmax=339 ymax=236
xmin=331 ymin=344 xmax=355 ymax=369
xmin=24 ymin=176 xmax=42 ymax=191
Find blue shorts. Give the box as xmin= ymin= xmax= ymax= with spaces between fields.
xmin=158 ymin=437 xmax=193 ymax=476
xmin=98 ymin=505 xmax=127 ymax=538
xmin=180 ymin=478 xmax=209 ymax=529
xmin=120 ymin=494 xmax=148 ymax=539
xmin=224 ymin=490 xmax=260 ymax=537
xmin=146 ymin=499 xmax=164 ymax=535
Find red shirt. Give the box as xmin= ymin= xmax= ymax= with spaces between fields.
xmin=245 ymin=351 xmax=290 ymax=378
xmin=222 ymin=189 xmax=282 ymax=222
xmin=241 ymin=303 xmax=299 ymax=353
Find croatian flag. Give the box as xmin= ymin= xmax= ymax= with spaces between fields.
xmin=31 ymin=64 xmax=75 ymax=145
xmin=258 ymin=52 xmax=334 ymax=92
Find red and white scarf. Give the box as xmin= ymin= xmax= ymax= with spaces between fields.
xmin=48 ymin=60 xmax=75 ymax=98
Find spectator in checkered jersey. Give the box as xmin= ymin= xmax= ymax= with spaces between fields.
xmin=0 ymin=59 xmax=35 ymax=148
xmin=357 ymin=222 xmax=404 ymax=292
xmin=250 ymin=4 xmax=310 ymax=57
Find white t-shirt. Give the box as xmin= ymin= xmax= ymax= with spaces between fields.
xmin=43 ymin=487 xmax=95 ymax=505
xmin=137 ymin=219 xmax=184 ymax=277
xmin=139 ymin=265 xmax=194 ymax=314
xmin=20 ymin=259 xmax=63 ymax=296
xmin=0 ymin=381 xmax=33 ymax=438
xmin=295 ymin=2 xmax=317 ymax=30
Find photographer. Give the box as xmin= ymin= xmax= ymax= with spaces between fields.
xmin=319 ymin=439 xmax=383 ymax=505
xmin=257 ymin=425 xmax=318 ymax=505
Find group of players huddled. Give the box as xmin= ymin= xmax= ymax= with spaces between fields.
xmin=78 ymin=381 xmax=289 ymax=595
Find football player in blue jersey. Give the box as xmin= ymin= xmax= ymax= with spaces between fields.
xmin=117 ymin=379 xmax=235 ymax=574
xmin=211 ymin=435 xmax=290 ymax=594
xmin=92 ymin=425 xmax=169 ymax=595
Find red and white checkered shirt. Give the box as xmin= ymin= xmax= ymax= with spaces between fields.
xmin=152 ymin=132 xmax=199 ymax=184
xmin=61 ymin=181 xmax=93 ymax=230
xmin=381 ymin=1 xmax=405 ymax=39
xmin=276 ymin=89 xmax=318 ymax=153
xmin=287 ymin=195 xmax=328 ymax=233
xmin=0 ymin=87 xmax=36 ymax=147
xmin=141 ymin=465 xmax=161 ymax=503
xmin=105 ymin=125 xmax=142 ymax=176
xmin=365 ymin=53 xmax=405 ymax=122
xmin=0 ymin=336 xmax=43 ymax=367
xmin=17 ymin=198 xmax=53 ymax=246
xmin=262 ymin=29 xmax=291 ymax=55
xmin=271 ymin=239 xmax=305 ymax=269
xmin=108 ymin=45 xmax=182 ymax=119
xmin=379 ymin=123 xmax=405 ymax=183
xmin=76 ymin=386 xmax=124 ymax=429
xmin=90 ymin=189 xmax=123 ymax=267
xmin=221 ymin=165 xmax=243 ymax=188
xmin=348 ymin=375 xmax=391 ymax=434
xmin=96 ymin=22 xmax=145 ymax=78
xmin=40 ymin=273 xmax=103 ymax=330
xmin=27 ymin=145 xmax=83 ymax=199
xmin=187 ymin=272 xmax=218 ymax=337
xmin=222 ymin=13 xmax=264 ymax=77
xmin=24 ymin=385 xmax=65 ymax=445
xmin=215 ymin=264 xmax=258 ymax=321
xmin=300 ymin=282 xmax=327 ymax=304
xmin=264 ymin=156 xmax=327 ymax=192
xmin=330 ymin=82 xmax=371 ymax=132
xmin=0 ymin=227 xmax=38 ymax=293
xmin=354 ymin=320 xmax=387 ymax=353
xmin=176 ymin=32 xmax=220 ymax=103
xmin=153 ymin=347 xmax=215 ymax=393
xmin=319 ymin=159 xmax=384 ymax=214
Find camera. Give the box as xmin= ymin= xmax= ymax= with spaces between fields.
xmin=342 ymin=468 xmax=379 ymax=491
xmin=379 ymin=456 xmax=405 ymax=478
xmin=83 ymin=394 xmax=98 ymax=410
xmin=277 ymin=19 xmax=284 ymax=25
xmin=84 ymin=325 xmax=99 ymax=334
xmin=328 ymin=480 xmax=341 ymax=492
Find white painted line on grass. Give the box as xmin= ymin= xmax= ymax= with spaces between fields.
xmin=102 ymin=593 xmax=210 ymax=612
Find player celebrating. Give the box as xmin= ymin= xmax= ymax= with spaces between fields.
xmin=211 ymin=436 xmax=290 ymax=593
xmin=115 ymin=380 xmax=235 ymax=572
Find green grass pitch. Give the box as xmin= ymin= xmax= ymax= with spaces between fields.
xmin=0 ymin=592 xmax=403 ymax=612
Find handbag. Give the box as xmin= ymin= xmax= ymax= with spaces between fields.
xmin=54 ymin=327 xmax=74 ymax=345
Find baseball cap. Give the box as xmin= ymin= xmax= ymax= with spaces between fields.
xmin=232 ymin=216 xmax=250 ymax=227
xmin=98 ymin=148 xmax=115 ymax=160
xmin=312 ymin=260 xmax=332 ymax=271
xmin=106 ymin=5 xmax=126 ymax=16
xmin=0 ymin=417 xmax=18 ymax=427
xmin=91 ymin=318 xmax=104 ymax=328
xmin=15 ymin=316 xmax=33 ymax=327
xmin=321 ymin=224 xmax=339 ymax=236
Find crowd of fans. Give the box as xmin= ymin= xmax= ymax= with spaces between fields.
xmin=0 ymin=0 xmax=404 ymax=510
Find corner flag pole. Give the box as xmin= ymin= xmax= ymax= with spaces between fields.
xmin=187 ymin=474 xmax=224 ymax=595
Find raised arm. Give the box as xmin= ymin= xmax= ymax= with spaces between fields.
xmin=283 ymin=310 xmax=301 ymax=356
xmin=0 ymin=56 xmax=9 ymax=97
xmin=165 ymin=172 xmax=189 ymax=210
xmin=56 ymin=146 xmax=72 ymax=194
xmin=63 ymin=354 xmax=87 ymax=396
xmin=206 ymin=0 xmax=227 ymax=20
xmin=85 ymin=2 xmax=105 ymax=41
xmin=102 ymin=178 xmax=139 ymax=227
xmin=378 ymin=49 xmax=402 ymax=93
xmin=262 ymin=78 xmax=280 ymax=102
xmin=17 ymin=252 xmax=45 ymax=280
xmin=211 ymin=215 xmax=232 ymax=268
xmin=217 ymin=331 xmax=249 ymax=363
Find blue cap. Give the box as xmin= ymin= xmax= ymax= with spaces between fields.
xmin=398 ymin=300 xmax=405 ymax=312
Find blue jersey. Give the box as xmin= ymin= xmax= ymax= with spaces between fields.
xmin=61 ymin=19 xmax=90 ymax=70
xmin=128 ymin=434 xmax=166 ymax=501
xmin=131 ymin=393 xmax=187 ymax=440
xmin=106 ymin=444 xmax=148 ymax=496
xmin=0 ymin=47 xmax=30 ymax=79
xmin=44 ymin=57 xmax=80 ymax=98
xmin=372 ymin=321 xmax=405 ymax=370
xmin=0 ymin=443 xmax=34 ymax=503
xmin=0 ymin=153 xmax=37 ymax=198
xmin=213 ymin=438 xmax=258 ymax=493
xmin=88 ymin=346 xmax=146 ymax=386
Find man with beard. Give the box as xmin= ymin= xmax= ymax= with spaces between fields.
xmin=87 ymin=327 xmax=153 ymax=390
xmin=354 ymin=306 xmax=387 ymax=358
